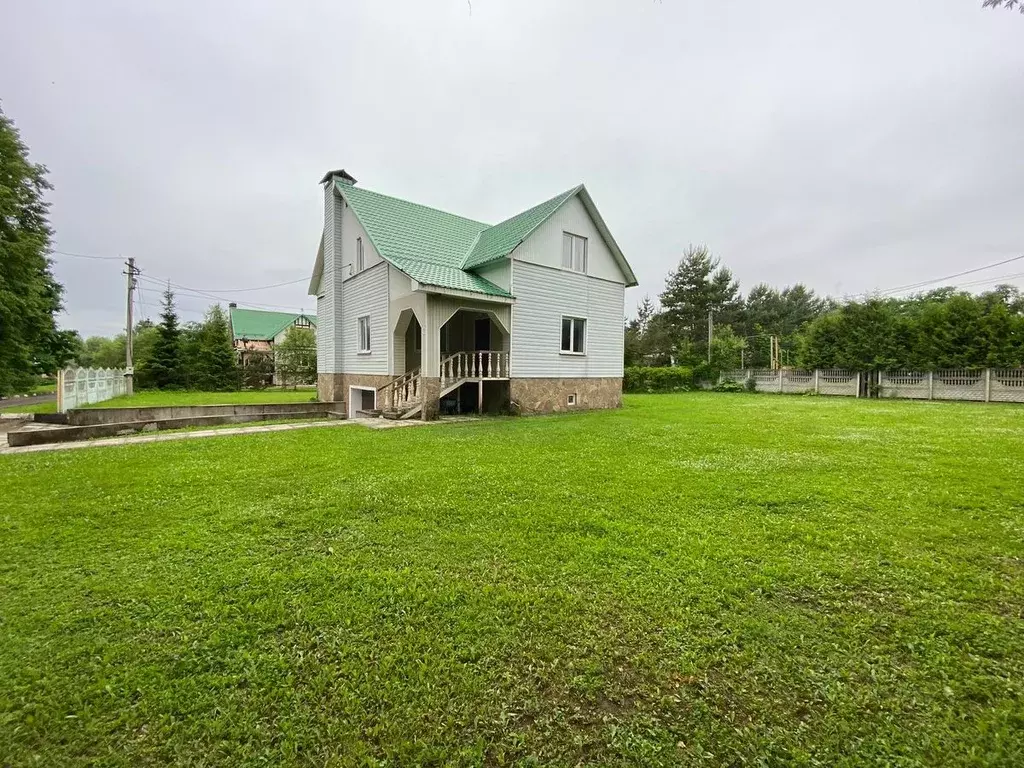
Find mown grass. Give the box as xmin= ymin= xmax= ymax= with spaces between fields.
xmin=0 ymin=401 xmax=57 ymax=415
xmin=1 ymin=394 xmax=1022 ymax=766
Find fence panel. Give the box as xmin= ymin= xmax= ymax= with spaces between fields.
xmin=880 ymin=371 xmax=931 ymax=400
xmin=932 ymin=369 xmax=985 ymax=402
xmin=58 ymin=367 xmax=127 ymax=412
xmin=989 ymin=369 xmax=1024 ymax=404
xmin=817 ymin=370 xmax=858 ymax=397
xmin=782 ymin=370 xmax=815 ymax=394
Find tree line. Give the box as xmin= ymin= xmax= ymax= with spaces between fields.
xmin=627 ymin=245 xmax=1024 ymax=373
xmin=73 ymin=289 xmax=317 ymax=390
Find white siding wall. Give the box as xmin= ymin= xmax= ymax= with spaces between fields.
xmin=340 ymin=195 xmax=383 ymax=278
xmin=316 ymin=296 xmax=327 ymax=373
xmin=511 ymin=261 xmax=625 ymax=378
xmin=510 ymin=195 xmax=626 ymax=283
xmin=475 ymin=259 xmax=511 ymax=292
xmin=318 ymin=185 xmax=344 ymax=373
xmin=340 ymin=262 xmax=389 ymax=374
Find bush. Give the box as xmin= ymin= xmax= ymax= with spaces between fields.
xmin=713 ymin=379 xmax=745 ymax=393
xmin=624 ymin=366 xmax=694 ymax=393
xmin=744 ymin=376 xmax=758 ymax=394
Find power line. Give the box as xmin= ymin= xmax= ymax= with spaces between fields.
xmin=172 ymin=277 xmax=309 ymax=293
xmin=50 ymin=248 xmax=124 ymax=261
xmin=870 ymin=254 xmax=1024 ymax=297
xmin=134 ymin=273 xmax=309 ymax=313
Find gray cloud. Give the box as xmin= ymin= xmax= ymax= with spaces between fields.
xmin=2 ymin=0 xmax=1022 ymax=337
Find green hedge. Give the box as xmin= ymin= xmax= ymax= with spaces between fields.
xmin=624 ymin=366 xmax=694 ymax=393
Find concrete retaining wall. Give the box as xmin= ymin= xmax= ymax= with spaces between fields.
xmin=9 ymin=406 xmax=344 ymax=447
xmin=65 ymin=401 xmax=342 ymax=426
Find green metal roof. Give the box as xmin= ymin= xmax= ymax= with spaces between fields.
xmin=462 ymin=185 xmax=581 ymax=270
xmin=229 ymin=308 xmax=317 ymax=341
xmin=333 ymin=179 xmax=635 ymax=297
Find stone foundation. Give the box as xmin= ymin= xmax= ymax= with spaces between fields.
xmin=317 ymin=373 xmax=394 ymax=412
xmin=510 ymin=377 xmax=622 ymax=415
xmin=420 ymin=377 xmax=440 ymax=421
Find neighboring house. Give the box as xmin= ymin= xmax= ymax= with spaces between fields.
xmin=308 ymin=169 xmax=638 ymax=419
xmin=228 ymin=304 xmax=317 ymax=384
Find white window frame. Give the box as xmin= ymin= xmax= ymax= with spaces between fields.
xmin=561 ymin=232 xmax=588 ymax=274
xmin=355 ymin=236 xmax=365 ymax=273
xmin=567 ymin=392 xmax=577 ymax=406
xmin=560 ymin=315 xmax=587 ymax=355
xmin=357 ymin=315 xmax=371 ymax=354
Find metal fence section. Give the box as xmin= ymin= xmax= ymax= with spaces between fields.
xmin=719 ymin=368 xmax=1024 ymax=404
xmin=56 ymin=367 xmax=128 ymax=412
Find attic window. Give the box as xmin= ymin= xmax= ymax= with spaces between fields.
xmin=562 ymin=232 xmax=587 ymax=273
xmin=295 ymin=317 xmax=311 ymax=328
xmin=356 ymin=237 xmax=365 ymax=272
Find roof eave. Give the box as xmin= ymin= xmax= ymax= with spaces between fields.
xmin=576 ymin=185 xmax=639 ymax=287
xmin=411 ymin=280 xmax=515 ymax=304
xmin=308 ymin=234 xmax=324 ymax=295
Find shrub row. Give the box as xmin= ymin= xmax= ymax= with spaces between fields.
xmin=624 ymin=366 xmax=694 ymax=393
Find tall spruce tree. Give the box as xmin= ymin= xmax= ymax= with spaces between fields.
xmin=194 ymin=305 xmax=238 ymax=391
xmin=147 ymin=287 xmax=182 ymax=389
xmin=659 ymin=245 xmax=741 ymax=364
xmin=0 ymin=106 xmax=65 ymax=395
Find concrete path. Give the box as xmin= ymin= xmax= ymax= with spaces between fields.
xmin=0 ymin=416 xmax=435 ymax=456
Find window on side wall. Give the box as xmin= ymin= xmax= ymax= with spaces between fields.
xmin=356 ymin=236 xmax=365 ymax=273
xmin=560 ymin=316 xmax=586 ymax=354
xmin=357 ymin=315 xmax=371 ymax=353
xmin=561 ymin=232 xmax=587 ymax=273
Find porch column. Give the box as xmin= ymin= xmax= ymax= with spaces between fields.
xmin=420 ymin=296 xmax=441 ymax=421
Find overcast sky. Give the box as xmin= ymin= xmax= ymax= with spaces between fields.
xmin=2 ymin=0 xmax=1022 ymax=337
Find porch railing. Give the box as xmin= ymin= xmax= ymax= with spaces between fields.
xmin=377 ymin=367 xmax=422 ymax=412
xmin=440 ymin=350 xmax=509 ymax=390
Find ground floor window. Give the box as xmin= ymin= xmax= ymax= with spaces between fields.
xmin=561 ymin=316 xmax=586 ymax=354
xmin=358 ymin=316 xmax=371 ymax=353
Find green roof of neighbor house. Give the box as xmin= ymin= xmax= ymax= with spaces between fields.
xmin=229 ymin=308 xmax=316 ymax=341
xmin=311 ymin=177 xmax=637 ymax=298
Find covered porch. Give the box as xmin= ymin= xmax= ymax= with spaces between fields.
xmin=383 ymin=293 xmax=512 ymax=419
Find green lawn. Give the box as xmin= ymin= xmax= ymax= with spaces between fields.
xmin=0 ymin=389 xmax=315 ymax=415
xmin=2 ymin=394 xmax=1022 ymax=765
xmin=0 ymin=400 xmax=57 ymax=414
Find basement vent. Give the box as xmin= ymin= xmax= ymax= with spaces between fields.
xmin=567 ymin=393 xmax=577 ymax=406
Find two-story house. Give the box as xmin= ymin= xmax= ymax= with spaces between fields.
xmin=308 ymin=169 xmax=637 ymax=419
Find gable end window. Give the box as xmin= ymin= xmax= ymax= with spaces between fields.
xmin=560 ymin=316 xmax=586 ymax=354
xmin=357 ymin=315 xmax=371 ymax=353
xmin=355 ymin=236 xmax=365 ymax=273
xmin=561 ymin=232 xmax=587 ymax=273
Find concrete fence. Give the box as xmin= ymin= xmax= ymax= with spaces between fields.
xmin=723 ymin=369 xmax=861 ymax=397
xmin=719 ymin=368 xmax=1024 ymax=404
xmin=56 ymin=367 xmax=128 ymax=413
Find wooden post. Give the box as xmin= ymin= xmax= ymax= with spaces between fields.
xmin=855 ymin=372 xmax=861 ymax=398
xmin=985 ymin=368 xmax=992 ymax=403
xmin=478 ymin=380 xmax=484 ymax=413
xmin=813 ymin=369 xmax=820 ymax=394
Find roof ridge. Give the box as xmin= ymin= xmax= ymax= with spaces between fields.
xmin=339 ymin=182 xmax=491 ymax=229
xmin=461 ymin=184 xmax=583 ymax=270
xmin=487 ymin=184 xmax=582 ymax=230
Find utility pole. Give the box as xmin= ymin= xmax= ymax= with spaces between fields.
xmin=124 ymin=257 xmax=138 ymax=395
xmin=707 ymin=310 xmax=713 ymax=365
xmin=769 ymin=335 xmax=781 ymax=371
